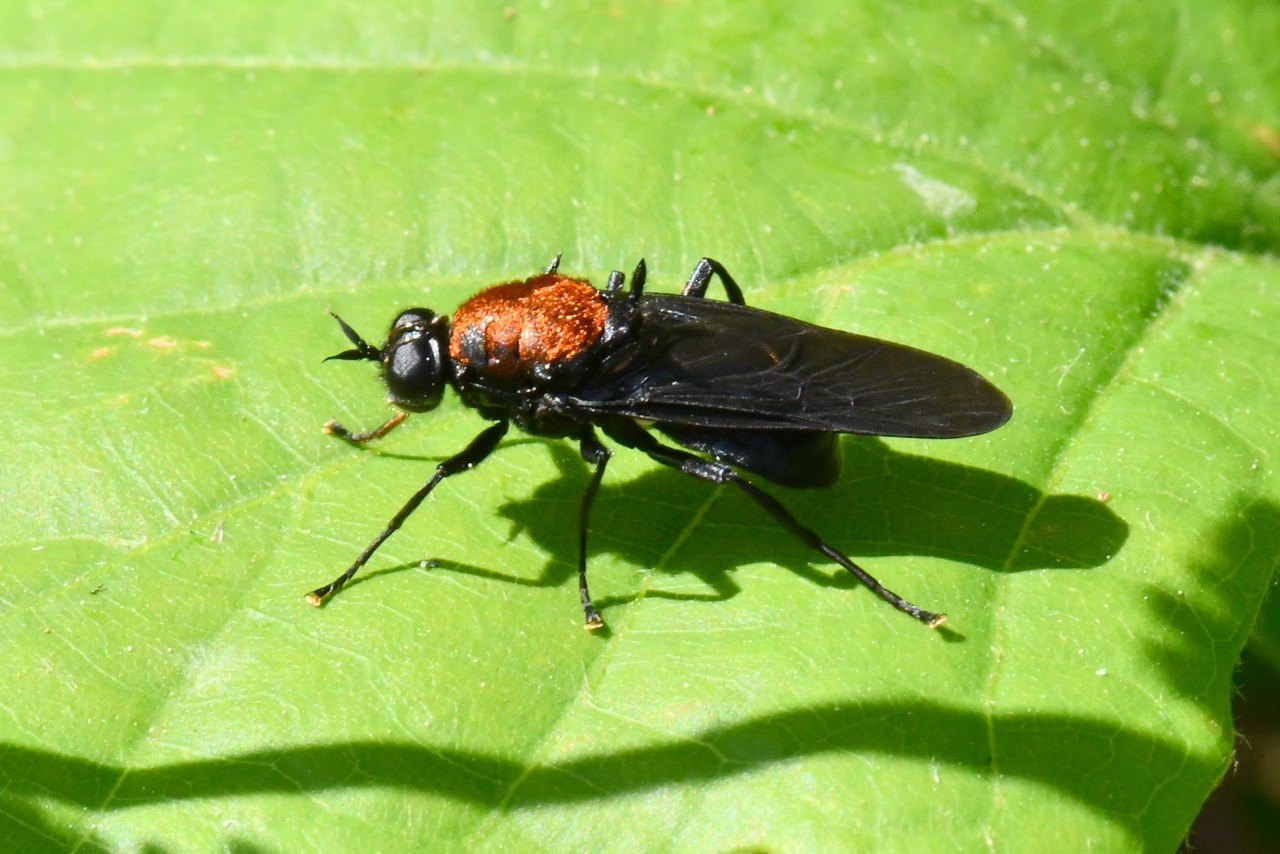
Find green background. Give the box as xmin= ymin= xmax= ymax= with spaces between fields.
xmin=2 ymin=1 xmax=1278 ymax=851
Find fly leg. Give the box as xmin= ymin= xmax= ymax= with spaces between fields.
xmin=602 ymin=419 xmax=945 ymax=627
xmin=306 ymin=420 xmax=510 ymax=605
xmin=321 ymin=309 xmax=408 ymax=442
xmin=682 ymin=258 xmax=747 ymax=304
xmin=576 ymin=429 xmax=612 ymax=629
xmin=324 ymin=410 xmax=408 ymax=444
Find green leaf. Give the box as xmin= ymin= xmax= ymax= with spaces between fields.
xmin=2 ymin=2 xmax=1277 ymax=851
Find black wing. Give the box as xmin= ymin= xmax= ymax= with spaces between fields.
xmin=567 ymin=293 xmax=1012 ymax=438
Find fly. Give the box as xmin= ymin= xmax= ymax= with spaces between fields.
xmin=306 ymin=256 xmax=1012 ymax=629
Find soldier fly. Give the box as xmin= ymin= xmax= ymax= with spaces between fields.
xmin=307 ymin=256 xmax=1012 ymax=629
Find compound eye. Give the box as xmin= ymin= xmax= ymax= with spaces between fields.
xmin=391 ymin=309 xmax=433 ymax=332
xmin=382 ymin=308 xmax=446 ymax=412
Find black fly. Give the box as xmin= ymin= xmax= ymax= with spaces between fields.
xmin=307 ymin=257 xmax=1012 ymax=629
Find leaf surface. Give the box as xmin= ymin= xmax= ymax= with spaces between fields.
xmin=1 ymin=2 xmax=1277 ymax=851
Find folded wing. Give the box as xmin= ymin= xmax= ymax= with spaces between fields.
xmin=567 ymin=294 xmax=1012 ymax=438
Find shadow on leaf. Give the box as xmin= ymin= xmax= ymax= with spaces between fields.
xmin=480 ymin=436 xmax=1128 ymax=602
xmin=0 ymin=703 xmax=1220 ymax=850
xmin=5 ymin=502 xmax=1273 ymax=852
xmin=331 ymin=434 xmax=1128 ymax=622
xmin=1140 ymin=497 xmax=1280 ymax=705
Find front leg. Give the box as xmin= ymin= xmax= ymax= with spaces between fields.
xmin=683 ymin=257 xmax=747 ymax=304
xmin=324 ymin=410 xmax=408 ymax=444
xmin=306 ymin=419 xmax=510 ymax=605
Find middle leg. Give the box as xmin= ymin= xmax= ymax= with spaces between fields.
xmin=576 ymin=428 xmax=612 ymax=629
xmin=683 ymin=257 xmax=747 ymax=304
